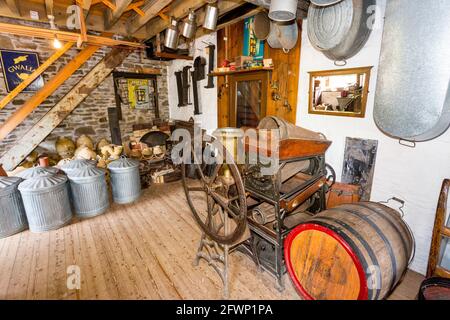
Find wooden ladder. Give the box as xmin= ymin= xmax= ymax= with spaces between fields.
xmin=427 ymin=179 xmax=450 ymax=279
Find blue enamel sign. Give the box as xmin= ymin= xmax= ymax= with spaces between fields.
xmin=0 ymin=49 xmax=44 ymax=93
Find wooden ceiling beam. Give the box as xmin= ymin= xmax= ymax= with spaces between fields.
xmin=44 ymin=0 xmax=53 ymax=17
xmin=144 ymin=0 xmax=206 ymax=40
xmin=145 ymin=0 xmax=245 ymax=40
xmin=4 ymin=0 xmax=21 ymax=16
xmin=126 ymin=0 xmax=173 ymax=36
xmin=105 ymin=0 xmax=133 ymax=30
xmin=0 ymin=22 xmax=145 ymax=48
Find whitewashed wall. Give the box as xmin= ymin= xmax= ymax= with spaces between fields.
xmin=168 ymin=33 xmax=218 ymax=133
xmin=296 ymin=0 xmax=450 ymax=274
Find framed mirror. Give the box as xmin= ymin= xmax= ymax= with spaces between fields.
xmin=308 ymin=67 xmax=373 ymax=118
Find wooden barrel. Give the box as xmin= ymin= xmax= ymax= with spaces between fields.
xmin=284 ymin=202 xmax=414 ymax=300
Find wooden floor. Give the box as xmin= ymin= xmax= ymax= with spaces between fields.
xmin=0 ymin=182 xmax=423 ymax=300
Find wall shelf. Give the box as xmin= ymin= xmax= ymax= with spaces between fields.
xmin=209 ymin=67 xmax=274 ymax=77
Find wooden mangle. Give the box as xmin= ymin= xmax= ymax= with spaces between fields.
xmin=179 ymin=116 xmax=334 ymax=297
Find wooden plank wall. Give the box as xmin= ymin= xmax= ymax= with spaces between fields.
xmin=217 ymin=19 xmax=302 ymax=127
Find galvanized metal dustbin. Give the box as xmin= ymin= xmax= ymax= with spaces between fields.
xmin=0 ymin=176 xmax=28 ymax=238
xmin=16 ymin=166 xmax=60 ymax=179
xmin=18 ymin=174 xmax=73 ymax=232
xmin=60 ymin=159 xmax=96 ymax=175
xmin=108 ymin=157 xmax=141 ymax=204
xmin=68 ymin=166 xmax=109 ymax=218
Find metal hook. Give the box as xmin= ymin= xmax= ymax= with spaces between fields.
xmin=399 ymin=139 xmax=416 ymax=148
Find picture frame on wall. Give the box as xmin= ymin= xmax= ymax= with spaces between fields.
xmin=0 ymin=49 xmax=44 ymax=93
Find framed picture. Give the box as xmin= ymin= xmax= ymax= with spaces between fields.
xmin=342 ymin=137 xmax=379 ymax=201
xmin=0 ymin=49 xmax=44 ymax=93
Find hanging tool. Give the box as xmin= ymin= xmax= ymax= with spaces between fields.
xmin=205 ymin=44 xmax=216 ymax=89
xmin=191 ymin=70 xmax=201 ymax=115
xmin=175 ymin=70 xmax=185 ymax=107
xmin=182 ymin=66 xmax=192 ymax=106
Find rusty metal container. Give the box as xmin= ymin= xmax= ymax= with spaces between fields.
xmin=0 ymin=176 xmax=28 ymax=238
xmin=18 ymin=174 xmax=72 ymax=232
xmin=67 ymin=166 xmax=109 ymax=218
xmin=108 ymin=157 xmax=141 ymax=204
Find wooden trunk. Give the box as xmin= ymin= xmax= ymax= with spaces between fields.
xmin=284 ymin=202 xmax=414 ymax=300
xmin=326 ymin=182 xmax=361 ymax=209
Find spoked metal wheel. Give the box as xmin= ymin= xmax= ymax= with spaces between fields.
xmin=181 ymin=136 xmax=247 ymax=245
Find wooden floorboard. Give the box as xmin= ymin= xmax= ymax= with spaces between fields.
xmin=0 ymin=182 xmax=424 ymax=300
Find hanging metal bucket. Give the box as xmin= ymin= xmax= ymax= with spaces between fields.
xmin=68 ymin=166 xmax=109 ymax=218
xmin=307 ymin=0 xmax=375 ymax=62
xmin=269 ymin=0 xmax=298 ymax=22
xmin=203 ymin=3 xmax=219 ymax=31
xmin=0 ymin=176 xmax=28 ymax=238
xmin=165 ymin=18 xmax=179 ymax=50
xmin=267 ymin=21 xmax=298 ymax=52
xmin=182 ymin=10 xmax=197 ymax=39
xmin=108 ymin=157 xmax=141 ymax=204
xmin=18 ymin=174 xmax=72 ymax=232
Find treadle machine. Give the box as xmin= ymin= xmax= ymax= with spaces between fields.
xmin=179 ymin=117 xmax=335 ymax=297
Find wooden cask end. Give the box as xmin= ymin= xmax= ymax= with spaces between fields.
xmin=284 ymin=202 xmax=414 ymax=300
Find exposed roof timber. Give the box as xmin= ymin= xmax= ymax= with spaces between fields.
xmin=243 ymin=0 xmax=310 ymax=18
xmin=0 ymin=0 xmax=148 ymax=39
xmin=0 ymin=22 xmax=145 ymax=48
xmin=44 ymin=0 xmax=53 ymax=16
xmin=4 ymin=0 xmax=21 ymax=16
xmin=144 ymin=0 xmax=207 ymax=39
xmin=105 ymin=0 xmax=133 ymax=29
xmin=145 ymin=0 xmax=246 ymax=40
xmin=126 ymin=0 xmax=173 ymax=35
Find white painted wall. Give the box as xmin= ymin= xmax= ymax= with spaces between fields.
xmin=168 ymin=33 xmax=218 ymax=133
xmin=296 ymin=0 xmax=450 ymax=274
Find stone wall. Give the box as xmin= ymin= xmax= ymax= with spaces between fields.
xmin=0 ymin=17 xmax=170 ymax=158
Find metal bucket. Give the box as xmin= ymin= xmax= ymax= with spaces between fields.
xmin=108 ymin=158 xmax=141 ymax=204
xmin=60 ymin=159 xmax=96 ymax=175
xmin=68 ymin=166 xmax=109 ymax=218
xmin=181 ymin=10 xmax=197 ymax=39
xmin=267 ymin=21 xmax=299 ymax=52
xmin=269 ymin=0 xmax=298 ymax=22
xmin=0 ymin=176 xmax=28 ymax=238
xmin=203 ymin=3 xmax=219 ymax=31
xmin=18 ymin=174 xmax=72 ymax=232
xmin=165 ymin=18 xmax=179 ymax=50
xmin=307 ymin=0 xmax=375 ymax=62
xmin=16 ymin=166 xmax=59 ymax=179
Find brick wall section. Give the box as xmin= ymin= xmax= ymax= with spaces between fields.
xmin=0 ymin=17 xmax=169 ymax=157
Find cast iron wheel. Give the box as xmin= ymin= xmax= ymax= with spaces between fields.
xmin=181 ymin=136 xmax=247 ymax=245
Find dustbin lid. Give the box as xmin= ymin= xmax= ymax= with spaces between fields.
xmin=18 ymin=174 xmax=67 ymax=192
xmin=0 ymin=176 xmax=22 ymax=195
xmin=61 ymin=159 xmax=96 ymax=173
xmin=16 ymin=166 xmax=59 ymax=180
xmin=108 ymin=157 xmax=139 ymax=172
xmin=68 ymin=166 xmax=106 ymax=181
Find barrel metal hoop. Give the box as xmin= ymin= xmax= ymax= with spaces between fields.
xmin=329 ymin=207 xmax=398 ymax=292
xmin=354 ymin=202 xmax=411 ymax=266
xmin=314 ymin=217 xmax=380 ymax=300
